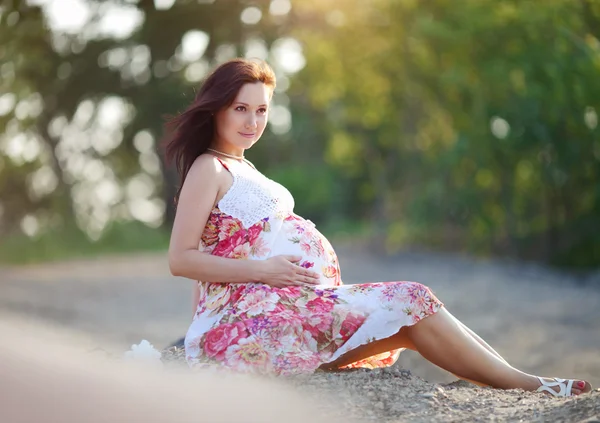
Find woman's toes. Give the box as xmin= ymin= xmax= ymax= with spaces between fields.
xmin=580 ymin=380 xmax=592 ymax=394
xmin=572 ymin=380 xmax=592 ymax=395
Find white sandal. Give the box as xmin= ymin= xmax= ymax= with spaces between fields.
xmin=535 ymin=377 xmax=582 ymax=397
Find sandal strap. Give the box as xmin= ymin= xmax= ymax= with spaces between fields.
xmin=536 ymin=376 xmax=574 ymax=397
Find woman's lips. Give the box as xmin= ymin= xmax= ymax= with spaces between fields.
xmin=239 ymin=132 xmax=255 ymax=139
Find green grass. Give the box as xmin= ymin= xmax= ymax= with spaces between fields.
xmin=0 ymin=220 xmax=170 ymax=265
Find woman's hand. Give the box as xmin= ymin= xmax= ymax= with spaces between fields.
xmin=257 ymin=255 xmax=321 ymax=288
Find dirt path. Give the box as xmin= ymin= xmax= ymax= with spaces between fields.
xmin=1 ymin=246 xmax=599 ymax=421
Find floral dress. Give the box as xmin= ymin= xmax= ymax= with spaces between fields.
xmin=184 ymin=157 xmax=443 ymax=375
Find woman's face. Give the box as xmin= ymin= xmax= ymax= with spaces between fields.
xmin=213 ymin=82 xmax=272 ymax=153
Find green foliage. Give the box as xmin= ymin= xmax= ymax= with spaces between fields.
xmin=293 ymin=0 xmax=600 ymax=267
xmin=0 ymin=220 xmax=169 ymax=265
xmin=2 ymin=0 xmax=600 ymax=268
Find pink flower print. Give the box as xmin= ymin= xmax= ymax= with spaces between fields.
xmin=270 ymin=306 xmax=305 ymax=329
xmin=250 ymin=236 xmax=270 ymax=258
xmin=247 ymin=223 xmax=263 ymax=244
xmin=339 ymin=313 xmax=366 ymax=342
xmin=276 ymin=285 xmax=303 ymax=301
xmin=224 ymin=336 xmax=270 ymax=372
xmin=405 ymin=282 xmax=429 ymax=300
xmin=275 ymin=334 xmax=298 ymax=352
xmin=219 ymin=218 xmax=243 ymax=241
xmin=381 ymin=283 xmax=401 ymax=301
xmin=204 ymin=284 xmax=232 ymax=311
xmin=203 ymin=322 xmax=248 ymax=361
xmin=312 ymin=238 xmax=325 ymax=258
xmin=333 ymin=270 xmax=342 ymax=286
xmin=236 ymin=289 xmax=280 ymax=317
xmin=299 ymin=260 xmax=314 ymax=269
xmin=305 ymin=297 xmax=334 ymax=314
xmin=349 ymin=284 xmax=373 ymax=295
xmin=246 ymin=316 xmax=273 ymax=333
xmin=213 ymin=230 xmax=247 ymax=258
xmin=229 ymin=285 xmax=247 ymax=305
xmin=300 ymin=241 xmax=312 ymax=255
xmin=412 ymin=292 xmax=430 ymax=311
xmin=315 ymin=288 xmax=339 ymax=299
xmin=286 ymin=350 xmax=320 ymax=372
xmin=303 ymin=313 xmax=333 ymax=336
xmin=321 ymin=265 xmax=338 ymax=279
xmin=201 ymin=213 xmax=221 ymax=246
xmin=293 ymin=223 xmax=305 ymax=234
xmin=301 ymin=329 xmax=319 ymax=352
xmin=283 ymin=213 xmax=302 ymax=224
xmin=231 ymin=241 xmax=251 ymax=259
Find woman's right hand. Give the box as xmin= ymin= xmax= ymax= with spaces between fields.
xmin=257 ymin=255 xmax=321 ymax=288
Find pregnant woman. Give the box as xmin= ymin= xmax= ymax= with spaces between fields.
xmin=164 ymin=58 xmax=591 ymax=397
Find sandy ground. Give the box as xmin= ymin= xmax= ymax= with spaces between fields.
xmin=1 ymin=245 xmax=599 ymax=422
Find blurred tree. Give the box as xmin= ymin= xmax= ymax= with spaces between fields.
xmin=293 ymin=0 xmax=600 ymax=266
xmin=0 ymin=0 xmax=296 ymax=239
xmin=2 ymin=0 xmax=599 ymax=268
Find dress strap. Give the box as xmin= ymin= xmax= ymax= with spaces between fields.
xmin=211 ymin=154 xmax=255 ymax=173
xmin=212 ymin=156 xmax=231 ymax=172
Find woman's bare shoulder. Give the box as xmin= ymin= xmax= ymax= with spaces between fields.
xmin=184 ymin=154 xmax=232 ymax=187
xmin=189 ymin=153 xmax=223 ymax=175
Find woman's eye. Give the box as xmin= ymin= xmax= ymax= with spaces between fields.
xmin=235 ymin=106 xmax=246 ymax=111
xmin=258 ymin=108 xmax=267 ymax=114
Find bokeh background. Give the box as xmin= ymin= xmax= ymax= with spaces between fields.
xmin=2 ymin=0 xmax=600 ymax=389
xmin=2 ymin=0 xmax=600 ymax=268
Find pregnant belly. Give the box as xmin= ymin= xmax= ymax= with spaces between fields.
xmin=271 ymin=218 xmax=342 ymax=287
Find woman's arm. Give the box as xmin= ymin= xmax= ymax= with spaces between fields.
xmin=168 ymin=155 xmax=264 ymax=282
xmin=171 ymin=247 xmax=265 ymax=282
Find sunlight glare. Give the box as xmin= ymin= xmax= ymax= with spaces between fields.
xmin=154 ymin=0 xmax=176 ymax=10
xmin=269 ymin=105 xmax=291 ymax=135
xmin=133 ymin=130 xmax=155 ymax=154
xmin=0 ymin=93 xmax=16 ymax=116
xmin=245 ymin=38 xmax=269 ymax=60
xmin=241 ymin=7 xmax=262 ymax=25
xmin=97 ymin=3 xmax=144 ymax=39
xmin=180 ymin=31 xmax=209 ymax=62
xmin=44 ymin=0 xmax=90 ymax=34
xmin=271 ymin=38 xmax=306 ymax=74
xmin=269 ymin=0 xmax=291 ymax=16
xmin=20 ymin=214 xmax=40 ymax=238
xmin=490 ymin=116 xmax=510 ymax=139
xmin=28 ymin=166 xmax=59 ymax=200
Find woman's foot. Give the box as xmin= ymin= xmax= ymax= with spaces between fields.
xmin=531 ymin=376 xmax=592 ymax=397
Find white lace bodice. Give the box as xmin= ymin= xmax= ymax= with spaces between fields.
xmin=216 ymin=160 xmax=295 ymax=228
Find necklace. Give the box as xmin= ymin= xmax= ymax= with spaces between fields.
xmin=206 ymin=148 xmax=244 ymax=161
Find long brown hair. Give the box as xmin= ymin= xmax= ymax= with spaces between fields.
xmin=162 ymin=58 xmax=276 ymax=202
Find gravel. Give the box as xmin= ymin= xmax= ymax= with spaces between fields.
xmin=161 ymin=346 xmax=600 ymax=422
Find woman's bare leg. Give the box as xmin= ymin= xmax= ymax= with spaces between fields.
xmin=407 ymin=308 xmax=592 ymax=394
xmin=449 ymin=314 xmax=509 ymax=365
xmin=322 ymin=307 xmax=591 ymax=395
xmin=322 ymin=313 xmax=505 ymax=372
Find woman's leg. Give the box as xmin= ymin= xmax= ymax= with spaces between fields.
xmin=405 ymin=308 xmax=540 ymax=390
xmin=322 ymin=311 xmax=505 ymax=371
xmin=449 ymin=313 xmax=509 ymax=365
xmin=322 ymin=307 xmax=590 ymax=395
